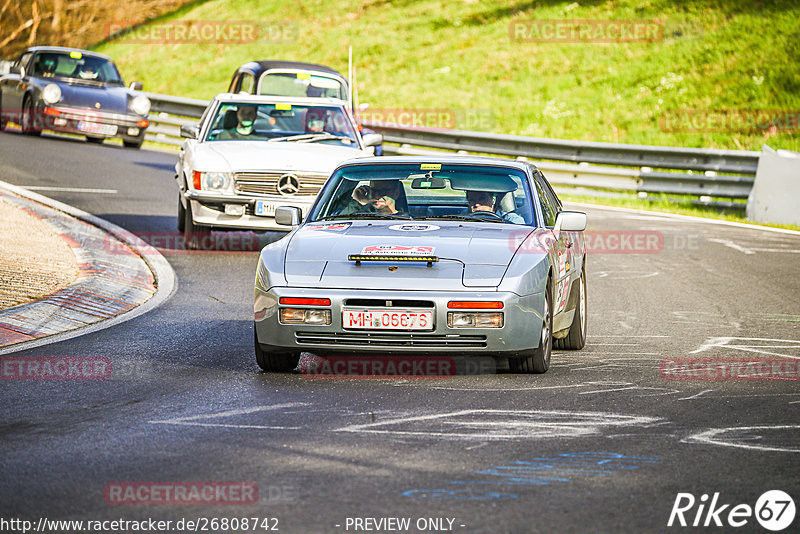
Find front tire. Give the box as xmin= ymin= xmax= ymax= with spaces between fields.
xmin=21 ymin=97 xmax=42 ymax=136
xmin=254 ymin=330 xmax=300 ymax=372
xmin=182 ymin=201 xmax=209 ymax=250
xmin=510 ymin=280 xmax=553 ymax=373
xmin=554 ymin=267 xmax=587 ymax=350
xmin=85 ymin=136 xmax=103 ymax=144
xmin=123 ymin=137 xmax=143 ymax=149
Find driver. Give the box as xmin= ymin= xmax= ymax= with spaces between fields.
xmin=217 ymin=105 xmax=258 ymax=140
xmin=466 ymin=190 xmax=524 ymax=224
xmin=75 ymin=59 xmax=101 ymax=80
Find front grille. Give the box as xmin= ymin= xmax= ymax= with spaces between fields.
xmin=235 ymin=172 xmax=327 ymax=196
xmin=295 ymin=331 xmax=487 ymax=348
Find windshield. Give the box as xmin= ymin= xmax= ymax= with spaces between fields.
xmin=31 ymin=52 xmax=123 ymax=85
xmin=204 ymin=102 xmax=359 ymax=146
xmin=310 ymin=163 xmax=534 ymax=225
xmin=258 ymin=72 xmax=347 ymax=100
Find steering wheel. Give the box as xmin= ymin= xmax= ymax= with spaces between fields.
xmin=466 ymin=210 xmax=504 ymax=221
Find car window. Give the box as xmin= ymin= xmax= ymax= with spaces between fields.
xmin=258 ymin=72 xmax=347 ymax=100
xmin=204 ymin=103 xmax=359 ymax=146
xmin=239 ymin=73 xmax=255 ymax=94
xmin=311 ymin=163 xmax=534 ymax=225
xmin=30 ymin=52 xmax=122 ymax=84
xmin=17 ymin=52 xmax=33 ymax=70
xmin=534 ymin=177 xmax=557 ymax=227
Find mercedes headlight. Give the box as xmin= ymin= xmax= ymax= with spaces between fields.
xmin=202 ymin=172 xmax=232 ymax=191
xmin=42 ymin=84 xmax=61 ymax=105
xmin=130 ymin=94 xmax=151 ymax=116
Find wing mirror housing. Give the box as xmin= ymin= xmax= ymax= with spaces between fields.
xmin=10 ymin=65 xmax=24 ymax=77
xmin=554 ymin=211 xmax=587 ymax=233
xmin=361 ymin=132 xmax=383 ymax=147
xmin=275 ymin=206 xmax=303 ymax=226
xmin=180 ymin=125 xmax=199 ymax=139
xmin=129 ymin=81 xmax=144 ymax=91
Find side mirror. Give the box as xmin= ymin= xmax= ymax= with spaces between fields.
xmin=554 ymin=211 xmax=587 ymax=233
xmin=129 ymin=81 xmax=143 ymax=91
xmin=180 ymin=125 xmax=199 ymax=139
xmin=10 ymin=65 xmax=24 ymax=77
xmin=275 ymin=206 xmax=303 ymax=226
xmin=362 ymin=133 xmax=383 ymax=147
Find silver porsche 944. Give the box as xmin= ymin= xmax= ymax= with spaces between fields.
xmin=254 ymin=156 xmax=587 ymax=374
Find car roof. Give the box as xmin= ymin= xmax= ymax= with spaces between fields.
xmin=236 ymin=60 xmax=345 ymax=78
xmin=213 ymin=92 xmax=348 ymax=107
xmin=334 ymin=155 xmax=539 ymax=173
xmin=21 ymin=46 xmax=113 ymax=61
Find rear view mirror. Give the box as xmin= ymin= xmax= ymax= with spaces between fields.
xmin=10 ymin=65 xmax=24 ymax=77
xmin=129 ymin=81 xmax=144 ymax=91
xmin=275 ymin=206 xmax=303 ymax=226
xmin=411 ymin=176 xmax=447 ymax=189
xmin=180 ymin=125 xmax=199 ymax=139
xmin=554 ymin=211 xmax=587 ymax=233
xmin=361 ymin=133 xmax=383 ymax=147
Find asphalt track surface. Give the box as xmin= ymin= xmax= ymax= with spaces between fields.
xmin=1 ymin=130 xmax=799 ymax=533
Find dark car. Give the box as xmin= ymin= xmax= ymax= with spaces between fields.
xmin=0 ymin=46 xmax=150 ymax=148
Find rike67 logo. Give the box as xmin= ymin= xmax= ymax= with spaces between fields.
xmin=668 ymin=490 xmax=796 ymax=531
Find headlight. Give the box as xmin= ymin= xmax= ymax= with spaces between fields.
xmin=202 ymin=172 xmax=232 ymax=191
xmin=42 ymin=84 xmax=61 ymax=105
xmin=130 ymin=94 xmax=151 ymax=116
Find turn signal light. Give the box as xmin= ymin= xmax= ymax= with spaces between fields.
xmin=447 ymin=301 xmax=503 ymax=309
xmin=279 ymin=297 xmax=331 ymax=306
xmin=192 ymin=170 xmax=202 ymax=190
xmin=44 ymin=107 xmax=61 ymax=116
xmin=137 ymin=119 xmax=150 ymax=127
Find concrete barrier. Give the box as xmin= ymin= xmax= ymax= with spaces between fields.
xmin=747 ymin=146 xmax=800 ymax=226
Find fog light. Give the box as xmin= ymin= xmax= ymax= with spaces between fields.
xmin=54 ymin=118 xmax=67 ymax=126
xmin=127 ymin=127 xmax=140 ymax=136
xmin=448 ymin=312 xmax=504 ymax=328
xmin=224 ymin=204 xmax=245 ymax=216
xmin=280 ymin=308 xmax=331 ymax=325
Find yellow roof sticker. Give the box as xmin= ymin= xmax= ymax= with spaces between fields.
xmin=296 ymin=73 xmax=311 ymax=80
xmin=420 ymin=163 xmax=441 ymax=171
xmin=69 ymin=51 xmax=82 ymax=59
xmin=275 ymin=103 xmax=292 ymax=110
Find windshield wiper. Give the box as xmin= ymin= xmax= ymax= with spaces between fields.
xmin=268 ymin=133 xmax=355 ymax=143
xmin=317 ymin=213 xmax=412 ymax=221
xmin=417 ymin=215 xmax=504 ymax=223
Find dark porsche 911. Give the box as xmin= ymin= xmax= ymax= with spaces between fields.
xmin=0 ymin=46 xmax=150 ymax=148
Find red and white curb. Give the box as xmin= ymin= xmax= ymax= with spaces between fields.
xmin=0 ymin=180 xmax=176 ymax=354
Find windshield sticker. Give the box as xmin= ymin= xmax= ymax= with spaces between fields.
xmin=69 ymin=51 xmax=82 ymax=59
xmin=420 ymin=163 xmax=441 ymax=171
xmin=306 ymin=222 xmax=351 ymax=231
xmin=275 ymin=103 xmax=292 ymax=110
xmin=296 ymin=73 xmax=311 ymax=80
xmin=362 ymin=245 xmax=435 ymax=256
xmin=388 ymin=223 xmax=441 ymax=232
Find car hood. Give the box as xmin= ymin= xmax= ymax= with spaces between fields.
xmin=202 ymin=141 xmax=370 ymax=173
xmin=51 ymin=80 xmax=131 ymax=113
xmin=284 ymin=220 xmax=535 ymax=290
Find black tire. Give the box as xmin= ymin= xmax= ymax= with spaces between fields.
xmin=85 ymin=136 xmax=103 ymax=144
xmin=554 ymin=267 xmax=587 ymax=350
xmin=183 ymin=201 xmax=208 ymax=250
xmin=21 ymin=97 xmax=41 ymax=136
xmin=509 ymin=279 xmax=553 ymax=373
xmin=177 ymin=196 xmax=186 ymax=232
xmin=123 ymin=138 xmax=143 ymax=149
xmin=254 ymin=330 xmax=299 ymax=372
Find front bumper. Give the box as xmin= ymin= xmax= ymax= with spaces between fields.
xmin=187 ymin=192 xmax=313 ymax=232
xmin=38 ymin=103 xmax=148 ymax=142
xmin=254 ymin=286 xmax=545 ymax=357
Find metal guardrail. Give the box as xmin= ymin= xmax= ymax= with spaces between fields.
xmin=143 ymin=92 xmax=758 ymax=204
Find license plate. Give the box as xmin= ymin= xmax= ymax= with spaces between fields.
xmin=254 ymin=200 xmax=278 ymax=217
xmin=77 ymin=121 xmax=117 ymax=135
xmin=342 ymin=309 xmax=434 ymax=330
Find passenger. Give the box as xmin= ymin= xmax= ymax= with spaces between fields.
xmin=466 ymin=190 xmax=524 ymax=224
xmin=340 ymin=180 xmax=406 ymax=216
xmin=217 ymin=105 xmax=258 ymax=140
